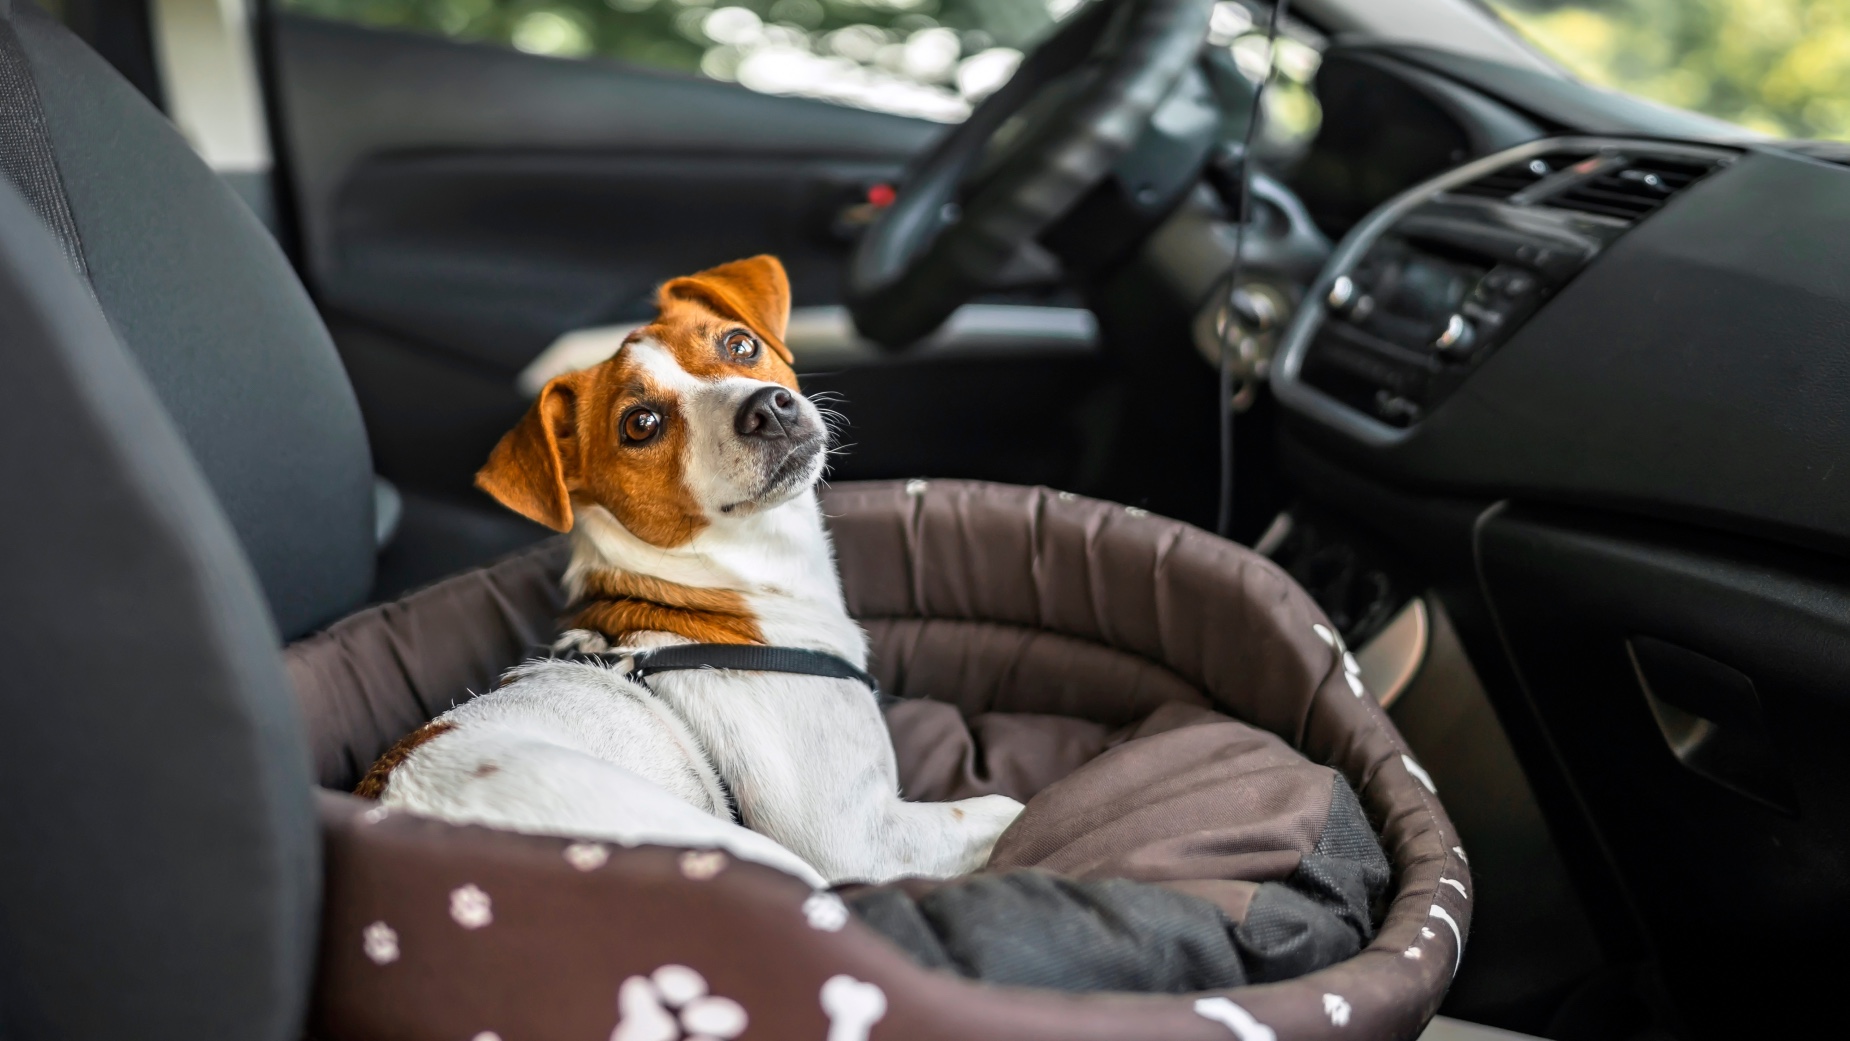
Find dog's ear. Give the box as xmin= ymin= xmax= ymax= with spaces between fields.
xmin=659 ymin=255 xmax=793 ymax=363
xmin=475 ymin=374 xmax=583 ymax=531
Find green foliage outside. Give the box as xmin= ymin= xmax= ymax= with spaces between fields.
xmin=278 ymin=0 xmax=1841 ymax=142
xmin=277 ymin=0 xmax=1057 ymax=65
xmin=1489 ymin=0 xmax=1850 ymax=141
xmin=277 ymin=0 xmax=1071 ymax=121
xmin=275 ymin=0 xmax=1323 ymax=131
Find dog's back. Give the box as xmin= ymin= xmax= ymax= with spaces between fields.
xmin=379 ymin=658 xmax=829 ymax=887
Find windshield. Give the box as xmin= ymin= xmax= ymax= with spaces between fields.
xmin=1486 ymin=0 xmax=1850 ymax=142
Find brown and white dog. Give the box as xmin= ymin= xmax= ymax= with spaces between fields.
xmin=361 ymin=256 xmax=1023 ymax=887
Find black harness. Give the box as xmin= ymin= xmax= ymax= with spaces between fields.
xmin=541 ymin=643 xmax=887 ymax=825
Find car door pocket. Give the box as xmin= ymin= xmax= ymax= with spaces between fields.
xmin=1627 ymin=636 xmax=1797 ymax=815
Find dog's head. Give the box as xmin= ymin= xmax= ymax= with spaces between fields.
xmin=476 ymin=255 xmax=827 ymax=546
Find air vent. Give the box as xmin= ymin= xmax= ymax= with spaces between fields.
xmin=1543 ymin=155 xmax=1721 ymax=223
xmin=1449 ymin=152 xmax=1594 ymax=200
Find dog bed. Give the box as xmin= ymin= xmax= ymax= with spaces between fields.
xmin=291 ymin=480 xmax=1470 ymax=1041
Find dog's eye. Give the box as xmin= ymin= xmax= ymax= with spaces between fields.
xmin=723 ymin=329 xmax=760 ymax=361
xmin=620 ymin=408 xmax=662 ymax=444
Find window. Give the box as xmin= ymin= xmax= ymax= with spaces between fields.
xmin=280 ymin=0 xmax=1328 ymax=137
xmin=278 ymin=0 xmax=1079 ymax=122
xmin=1488 ymin=0 xmax=1850 ymax=142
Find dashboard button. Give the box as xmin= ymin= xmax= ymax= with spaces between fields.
xmin=1327 ymin=275 xmax=1356 ymax=311
xmin=1433 ymin=313 xmax=1477 ymax=356
xmin=1501 ymin=270 xmax=1538 ymax=297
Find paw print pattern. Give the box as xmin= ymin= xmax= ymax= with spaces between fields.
xmin=610 ymin=965 xmax=747 ymax=1041
xmin=679 ymin=849 xmax=728 ymax=880
xmin=362 ymin=921 xmax=399 ymax=965
xmin=1322 ymin=993 xmax=1352 ymax=1027
xmin=565 ymin=842 xmax=611 ymax=871
xmin=450 ymin=884 xmax=493 ymax=929
xmin=803 ymin=891 xmax=849 ymax=932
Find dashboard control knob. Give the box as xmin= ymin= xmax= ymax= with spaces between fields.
xmin=1327 ymin=275 xmax=1356 ymax=311
xmin=1500 ymin=270 xmax=1538 ymax=297
xmin=1433 ymin=313 xmax=1476 ymax=356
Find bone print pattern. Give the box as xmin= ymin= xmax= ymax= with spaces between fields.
xmin=820 ymin=976 xmax=886 ymax=1041
xmin=609 ymin=965 xmax=747 ymax=1041
xmin=1194 ymin=997 xmax=1277 ymax=1041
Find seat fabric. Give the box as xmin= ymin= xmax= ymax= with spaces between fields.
xmin=293 ymin=480 xmax=1471 ymax=1041
xmin=7 ymin=0 xmax=374 ymax=639
xmin=0 ymin=178 xmax=316 ymax=1041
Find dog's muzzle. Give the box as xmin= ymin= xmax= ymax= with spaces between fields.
xmin=727 ymin=385 xmax=824 ymax=508
xmin=735 ymin=386 xmax=802 ymax=440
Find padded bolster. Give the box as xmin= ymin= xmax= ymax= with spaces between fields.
xmin=286 ymin=538 xmax=569 ymax=791
xmin=305 ymin=481 xmax=1470 ymax=1041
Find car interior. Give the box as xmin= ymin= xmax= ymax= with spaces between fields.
xmin=4 ymin=0 xmax=1848 ymax=1038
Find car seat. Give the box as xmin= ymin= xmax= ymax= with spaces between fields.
xmin=0 ymin=4 xmax=1469 ymax=1039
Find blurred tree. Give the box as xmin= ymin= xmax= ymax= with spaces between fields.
xmin=277 ymin=0 xmax=1073 ymax=121
xmin=276 ymin=0 xmax=1325 ymax=134
xmin=1490 ymin=0 xmax=1850 ymax=141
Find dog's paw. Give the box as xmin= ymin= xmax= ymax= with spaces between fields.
xmin=953 ymin=793 xmax=1026 ymax=871
xmin=965 ymin=793 xmax=1027 ymax=831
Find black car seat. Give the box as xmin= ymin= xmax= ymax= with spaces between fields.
xmin=0 ymin=0 xmax=373 ymax=642
xmin=0 ymin=127 xmax=317 ymax=1041
xmin=0 ymin=2 xmax=343 ymax=1035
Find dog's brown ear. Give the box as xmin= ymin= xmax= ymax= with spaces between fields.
xmin=475 ymin=375 xmax=582 ymax=531
xmin=659 ymin=254 xmax=793 ymax=363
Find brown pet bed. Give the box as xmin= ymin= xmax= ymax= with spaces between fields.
xmin=292 ymin=480 xmax=1470 ymax=1041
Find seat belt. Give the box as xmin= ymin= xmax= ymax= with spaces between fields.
xmin=0 ymin=3 xmax=95 ymax=291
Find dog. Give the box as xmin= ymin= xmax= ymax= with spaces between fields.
xmin=357 ymin=256 xmax=1024 ymax=887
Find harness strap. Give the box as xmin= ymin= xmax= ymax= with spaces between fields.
xmin=541 ymin=642 xmax=891 ymax=826
xmin=625 ymin=644 xmax=881 ymax=695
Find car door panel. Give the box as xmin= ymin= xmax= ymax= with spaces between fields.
xmin=272 ymin=14 xmax=932 ymax=360
xmin=327 ymin=150 xmax=904 ymax=370
xmin=268 ymin=14 xmax=957 ymax=497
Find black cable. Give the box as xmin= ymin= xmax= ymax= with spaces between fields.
xmin=1216 ymin=0 xmax=1289 ymax=539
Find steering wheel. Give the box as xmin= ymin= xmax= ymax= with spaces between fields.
xmin=846 ymin=0 xmax=1215 ymax=349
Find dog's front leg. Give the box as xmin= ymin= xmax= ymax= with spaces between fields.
xmin=661 ymin=674 xmax=1025 ymax=883
xmin=880 ymin=793 xmax=1025 ymax=878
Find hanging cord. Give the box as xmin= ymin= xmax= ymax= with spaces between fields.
xmin=1216 ymin=0 xmax=1290 ymax=539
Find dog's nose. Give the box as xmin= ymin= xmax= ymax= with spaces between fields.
xmin=735 ymin=386 xmax=800 ymax=439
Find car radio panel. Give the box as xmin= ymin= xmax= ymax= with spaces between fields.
xmin=1274 ymin=138 xmax=1736 ymax=442
xmin=1299 ymin=203 xmax=1614 ymax=427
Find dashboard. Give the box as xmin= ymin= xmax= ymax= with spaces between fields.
xmin=1242 ymin=40 xmax=1850 ymax=1041
xmin=1279 ymin=138 xmax=1734 ymax=438
xmin=1273 ymin=135 xmax=1850 ymax=550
